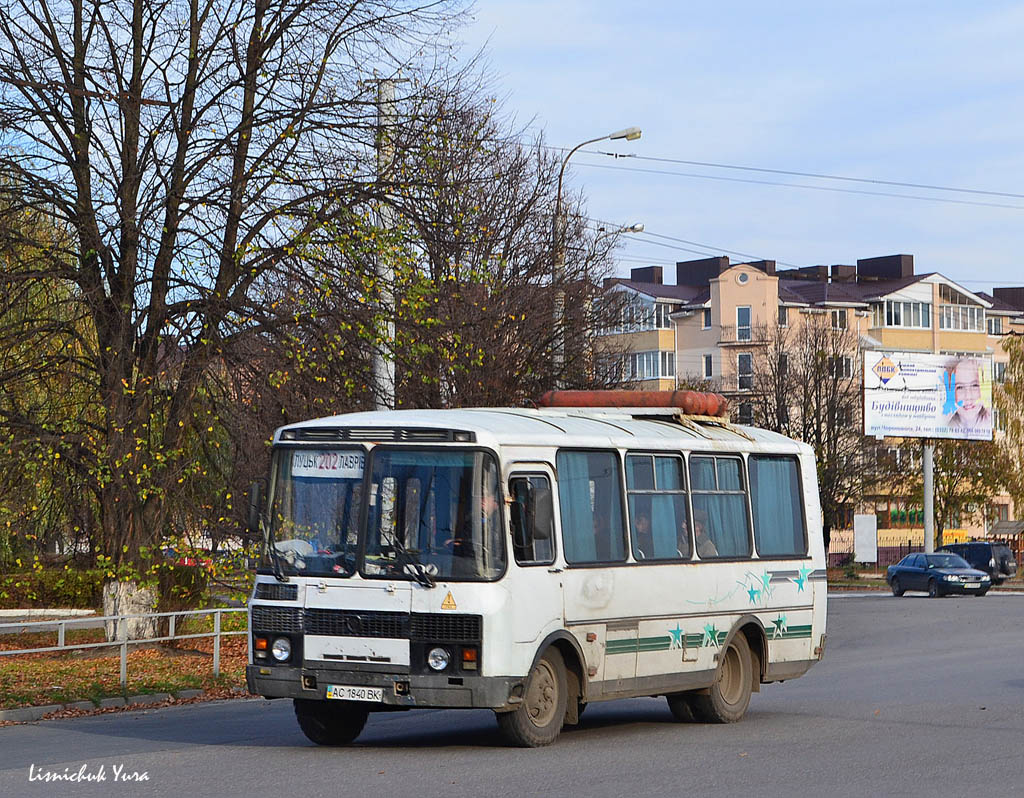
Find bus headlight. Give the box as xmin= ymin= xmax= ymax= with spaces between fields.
xmin=271 ymin=637 xmax=292 ymax=662
xmin=427 ymin=647 xmax=450 ymax=671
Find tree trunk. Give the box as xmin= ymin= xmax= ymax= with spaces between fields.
xmin=102 ymin=580 xmax=157 ymax=641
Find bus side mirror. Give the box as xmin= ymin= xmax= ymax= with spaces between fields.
xmin=247 ymin=480 xmax=265 ymax=535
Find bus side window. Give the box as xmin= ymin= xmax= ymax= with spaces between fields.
xmin=509 ymin=475 xmax=555 ymax=565
xmin=749 ymin=455 xmax=807 ymax=557
xmin=555 ymin=450 xmax=626 ymax=564
xmin=626 ymin=453 xmax=690 ymax=561
xmin=689 ymin=454 xmax=752 ymax=559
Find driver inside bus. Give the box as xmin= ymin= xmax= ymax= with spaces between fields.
xmin=445 ymin=490 xmax=500 ymax=554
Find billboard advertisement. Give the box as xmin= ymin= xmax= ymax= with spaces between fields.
xmin=863 ymin=351 xmax=993 ymax=441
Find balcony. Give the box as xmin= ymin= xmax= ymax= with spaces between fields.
xmin=717 ymin=325 xmax=770 ymax=346
xmin=717 ymin=374 xmax=755 ymax=394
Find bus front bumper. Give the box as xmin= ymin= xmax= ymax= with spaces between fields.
xmin=246 ymin=664 xmax=523 ymax=710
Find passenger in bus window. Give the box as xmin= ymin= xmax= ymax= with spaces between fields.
xmin=633 ymin=512 xmax=653 ymax=559
xmin=676 ymin=519 xmax=690 ymax=557
xmin=694 ymin=511 xmax=718 ymax=558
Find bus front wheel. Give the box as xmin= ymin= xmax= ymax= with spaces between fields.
xmin=293 ymin=699 xmax=369 ymax=746
xmin=496 ymin=648 xmax=567 ymax=747
xmin=666 ymin=692 xmax=697 ymax=722
xmin=691 ymin=633 xmax=753 ymax=723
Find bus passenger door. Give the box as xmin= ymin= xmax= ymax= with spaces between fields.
xmin=507 ymin=470 xmax=562 ymax=645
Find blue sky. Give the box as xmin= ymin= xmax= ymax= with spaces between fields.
xmin=460 ymin=1 xmax=1024 ymax=294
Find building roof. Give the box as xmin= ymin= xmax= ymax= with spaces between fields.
xmin=778 ymin=279 xmax=872 ymax=306
xmin=676 ymin=287 xmax=711 ymax=308
xmin=609 ymin=280 xmax=704 ymax=302
xmin=976 ymin=292 xmax=1021 ymax=314
xmin=777 ymin=273 xmax=945 ymax=306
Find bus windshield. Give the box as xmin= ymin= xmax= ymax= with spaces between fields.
xmin=268 ymin=449 xmax=365 ymax=576
xmin=364 ymin=449 xmax=506 ymax=581
xmin=266 ymin=446 xmax=506 ymax=581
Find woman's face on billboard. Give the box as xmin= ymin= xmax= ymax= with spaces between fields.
xmin=954 ymin=359 xmax=983 ymax=421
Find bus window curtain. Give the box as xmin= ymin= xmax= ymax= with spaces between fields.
xmin=650 ymin=494 xmax=683 ymax=558
xmin=655 ymin=456 xmax=682 ymax=490
xmin=750 ymin=456 xmax=805 ymax=556
xmin=693 ymin=494 xmax=750 ymax=558
xmin=557 ymin=452 xmax=597 ymax=562
xmin=593 ymin=455 xmax=625 ymax=561
xmin=689 ymin=457 xmax=715 ymax=491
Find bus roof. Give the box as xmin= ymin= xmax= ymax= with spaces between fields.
xmin=274 ymin=407 xmax=808 ymax=455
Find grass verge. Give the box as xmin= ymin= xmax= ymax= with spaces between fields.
xmin=0 ymin=636 xmax=247 ymax=710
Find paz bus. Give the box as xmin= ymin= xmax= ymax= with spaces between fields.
xmin=245 ymin=390 xmax=827 ymax=747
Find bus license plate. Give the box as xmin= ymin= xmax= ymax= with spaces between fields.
xmin=326 ymin=684 xmax=384 ymax=702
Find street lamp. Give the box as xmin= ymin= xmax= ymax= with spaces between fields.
xmin=552 ymin=127 xmax=642 ymax=385
xmin=597 ymin=222 xmax=645 ymax=236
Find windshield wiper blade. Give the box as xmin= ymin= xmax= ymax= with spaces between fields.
xmin=262 ymin=519 xmax=290 ymax=583
xmin=389 ymin=536 xmax=435 ymax=589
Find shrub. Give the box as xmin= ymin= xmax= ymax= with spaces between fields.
xmin=0 ymin=568 xmax=105 ymax=609
xmin=156 ymin=565 xmax=210 ymax=614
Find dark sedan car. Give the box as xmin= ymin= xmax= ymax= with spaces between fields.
xmin=887 ymin=553 xmax=991 ymax=597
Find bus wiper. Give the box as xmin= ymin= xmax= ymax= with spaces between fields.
xmin=389 ymin=536 xmax=435 ymax=589
xmin=261 ymin=518 xmax=290 ymax=583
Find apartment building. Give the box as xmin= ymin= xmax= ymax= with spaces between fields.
xmin=596 ymin=265 xmax=699 ymax=389
xmin=599 ymin=253 xmax=1024 ymax=537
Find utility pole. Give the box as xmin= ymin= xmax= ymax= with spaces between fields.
xmin=923 ymin=441 xmax=935 ymax=553
xmin=367 ymin=76 xmax=407 ymax=410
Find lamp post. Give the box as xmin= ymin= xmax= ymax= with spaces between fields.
xmin=552 ymin=127 xmax=641 ymax=385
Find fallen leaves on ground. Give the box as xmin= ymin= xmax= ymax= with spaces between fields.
xmin=0 ymin=637 xmax=247 ymax=710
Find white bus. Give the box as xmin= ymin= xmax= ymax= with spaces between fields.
xmin=246 ymin=393 xmax=827 ymax=747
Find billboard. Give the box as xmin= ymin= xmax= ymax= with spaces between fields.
xmin=863 ymin=351 xmax=993 ymax=441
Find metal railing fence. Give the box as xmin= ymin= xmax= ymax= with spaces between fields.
xmin=0 ymin=608 xmax=247 ymax=688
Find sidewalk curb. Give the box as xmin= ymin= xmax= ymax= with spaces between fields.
xmin=0 ymin=689 xmax=243 ymax=723
xmin=0 ymin=609 xmax=96 ymax=619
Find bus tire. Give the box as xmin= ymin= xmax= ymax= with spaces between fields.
xmin=293 ymin=699 xmax=368 ymax=746
xmin=496 ymin=648 xmax=567 ymax=747
xmin=691 ymin=633 xmax=753 ymax=723
xmin=666 ymin=692 xmax=697 ymax=722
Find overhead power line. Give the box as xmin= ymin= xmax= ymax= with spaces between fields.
xmin=575 ymin=160 xmax=1024 ymax=212
xmin=592 ymin=152 xmax=1024 ymax=201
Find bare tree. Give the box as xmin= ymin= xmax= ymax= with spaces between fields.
xmin=749 ymin=316 xmax=873 ymax=548
xmin=0 ymin=0 xmax=465 ymax=632
xmin=377 ymin=87 xmax=625 ymax=407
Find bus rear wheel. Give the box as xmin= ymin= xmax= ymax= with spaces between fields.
xmin=293 ymin=699 xmax=369 ymax=746
xmin=691 ymin=633 xmax=753 ymax=723
xmin=496 ymin=648 xmax=567 ymax=747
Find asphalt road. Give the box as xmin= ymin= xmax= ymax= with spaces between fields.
xmin=2 ymin=593 xmax=1023 ymax=798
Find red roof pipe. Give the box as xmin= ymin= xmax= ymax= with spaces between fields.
xmin=537 ymin=390 xmax=730 ymax=418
